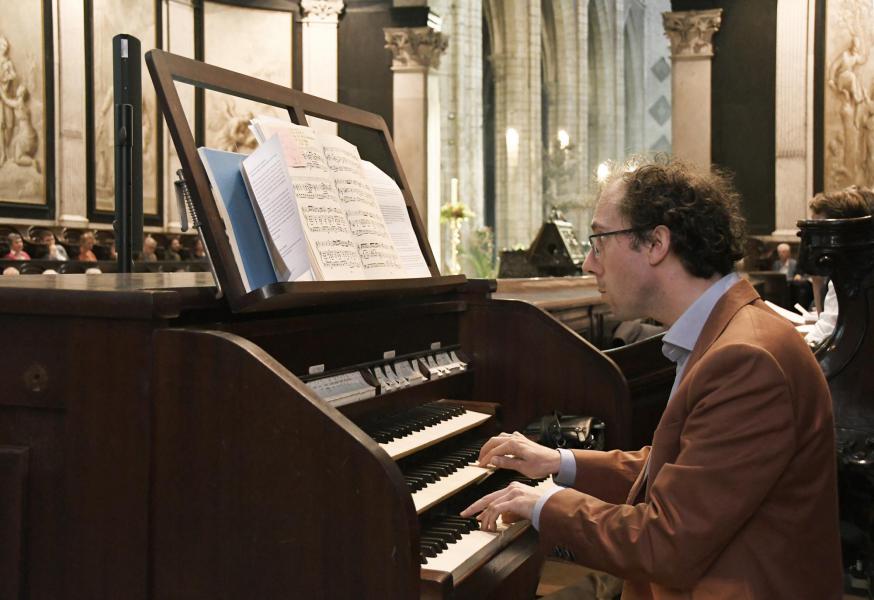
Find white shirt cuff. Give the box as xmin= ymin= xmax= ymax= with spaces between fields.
xmin=532 ymin=486 xmax=565 ymax=531
xmin=555 ymin=448 xmax=576 ymax=485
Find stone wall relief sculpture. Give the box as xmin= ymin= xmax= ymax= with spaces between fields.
xmin=0 ymin=2 xmax=48 ymax=209
xmin=825 ymin=0 xmax=874 ymax=191
xmin=0 ymin=38 xmax=39 ymax=174
xmin=202 ymin=2 xmax=292 ymax=153
xmin=90 ymin=0 xmax=158 ymax=216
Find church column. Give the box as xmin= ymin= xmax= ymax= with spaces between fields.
xmin=384 ymin=26 xmax=448 ymax=260
xmin=301 ymin=0 xmax=344 ymax=135
xmin=662 ymin=9 xmax=722 ymax=170
xmin=57 ymin=0 xmax=89 ymax=226
xmin=163 ymin=0 xmax=196 ymax=232
xmin=773 ymin=0 xmax=815 ymax=236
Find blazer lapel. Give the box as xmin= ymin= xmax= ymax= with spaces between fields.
xmin=678 ymin=279 xmax=761 ymax=383
xmin=628 ymin=279 xmax=761 ymax=504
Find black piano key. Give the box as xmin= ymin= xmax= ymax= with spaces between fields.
xmin=421 ymin=535 xmax=448 ymax=550
xmin=430 ymin=526 xmax=462 ymax=541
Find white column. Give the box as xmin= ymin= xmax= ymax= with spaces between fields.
xmin=488 ymin=0 xmax=542 ymax=249
xmin=163 ymin=0 xmax=196 ymax=232
xmin=663 ymin=9 xmax=722 ymax=170
xmin=384 ymin=27 xmax=448 ymax=262
xmin=439 ymin=1 xmax=484 ymax=228
xmin=56 ymin=0 xmax=89 ymax=225
xmin=301 ymin=0 xmax=344 ymax=135
xmin=773 ymin=0 xmax=815 ymax=236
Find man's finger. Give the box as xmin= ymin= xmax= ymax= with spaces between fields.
xmin=460 ymin=486 xmax=510 ymax=517
xmin=479 ymin=440 xmax=520 ymax=467
xmin=477 ymin=435 xmax=512 ymax=463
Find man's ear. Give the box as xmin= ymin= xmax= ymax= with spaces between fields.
xmin=647 ymin=225 xmax=671 ymax=265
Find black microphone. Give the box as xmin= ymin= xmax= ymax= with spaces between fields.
xmin=113 ymin=34 xmax=143 ymax=272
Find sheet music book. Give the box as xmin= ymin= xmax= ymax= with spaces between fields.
xmin=198 ymin=119 xmax=432 ymax=289
xmin=240 ymin=135 xmax=324 ymax=282
xmin=198 ymin=147 xmax=279 ymax=292
xmin=361 ymin=161 xmax=432 ymax=278
xmin=250 ymin=117 xmax=426 ymax=280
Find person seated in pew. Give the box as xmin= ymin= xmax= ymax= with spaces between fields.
xmin=771 ymin=242 xmax=797 ymax=279
xmin=803 ymin=185 xmax=874 ymax=346
xmin=39 ymin=230 xmax=68 ymax=261
xmin=2 ymin=266 xmax=20 ymax=276
xmin=771 ymin=242 xmax=814 ymax=310
xmin=462 ymin=158 xmax=842 ymax=599
xmin=188 ymin=238 xmax=207 ymax=261
xmin=77 ymin=232 xmax=97 ymax=262
xmin=140 ymin=235 xmax=158 ymax=262
xmin=165 ymin=236 xmax=182 ymax=261
xmin=4 ymin=232 xmax=30 ymax=260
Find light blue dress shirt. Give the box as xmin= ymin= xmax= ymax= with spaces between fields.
xmin=531 ymin=272 xmax=741 ymax=530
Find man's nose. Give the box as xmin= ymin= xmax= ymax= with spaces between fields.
xmin=582 ymin=248 xmax=599 ymax=275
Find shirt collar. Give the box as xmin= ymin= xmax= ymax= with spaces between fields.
xmin=661 ymin=272 xmax=740 ymax=362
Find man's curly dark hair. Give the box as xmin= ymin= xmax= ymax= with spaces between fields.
xmin=808 ymin=185 xmax=874 ymax=218
xmin=609 ymin=159 xmax=747 ymax=279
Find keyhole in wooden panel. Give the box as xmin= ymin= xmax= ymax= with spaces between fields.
xmin=23 ymin=364 xmax=48 ymax=393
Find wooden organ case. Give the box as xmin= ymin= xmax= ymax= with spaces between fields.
xmin=798 ymin=215 xmax=874 ymax=590
xmin=0 ymin=51 xmax=635 ymax=600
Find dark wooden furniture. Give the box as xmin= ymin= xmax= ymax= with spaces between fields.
xmin=0 ymin=273 xmax=635 ymax=599
xmin=798 ymin=214 xmax=874 ymax=592
xmin=493 ymin=276 xmax=609 ymax=343
xmin=604 ymin=334 xmax=674 ymax=450
xmin=0 ymin=52 xmax=640 ymax=599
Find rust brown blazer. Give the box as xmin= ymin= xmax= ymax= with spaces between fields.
xmin=539 ymin=279 xmax=842 ymax=599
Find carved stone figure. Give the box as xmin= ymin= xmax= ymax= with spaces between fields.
xmin=0 ymin=36 xmax=17 ymax=165
xmin=830 ymin=36 xmax=868 ymax=179
xmin=215 ymin=101 xmax=257 ymax=153
xmin=0 ymin=84 xmax=40 ymax=173
xmin=94 ymin=88 xmax=113 ymax=193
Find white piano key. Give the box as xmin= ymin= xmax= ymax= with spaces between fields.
xmin=380 ymin=409 xmax=491 ymax=460
xmin=412 ymin=464 xmax=494 ymax=514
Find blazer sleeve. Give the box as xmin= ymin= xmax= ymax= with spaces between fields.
xmin=538 ymin=343 xmax=796 ymax=590
xmin=569 ymin=447 xmax=649 ymax=504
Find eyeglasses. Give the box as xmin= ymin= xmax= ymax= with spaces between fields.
xmin=588 ymin=228 xmax=642 ymax=258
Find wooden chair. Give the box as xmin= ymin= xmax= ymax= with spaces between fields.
xmin=58 ymin=261 xmax=86 ymax=274
xmin=19 ymin=262 xmax=45 ymax=275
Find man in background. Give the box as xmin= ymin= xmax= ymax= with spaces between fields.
xmin=771 ymin=242 xmax=797 ymax=279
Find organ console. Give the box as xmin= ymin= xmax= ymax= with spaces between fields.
xmin=0 ymin=51 xmax=639 ymax=599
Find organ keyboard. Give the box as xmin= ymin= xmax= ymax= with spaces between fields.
xmin=364 ymin=402 xmax=492 ymax=459
xmin=0 ymin=51 xmax=638 ymax=600
xmin=420 ymin=478 xmax=558 ymax=581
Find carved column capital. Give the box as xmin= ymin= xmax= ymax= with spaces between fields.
xmin=662 ymin=9 xmax=723 ymax=59
xmin=301 ymin=0 xmax=344 ymax=24
xmin=384 ymin=27 xmax=449 ymax=70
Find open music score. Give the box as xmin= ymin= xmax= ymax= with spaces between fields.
xmin=244 ymin=117 xmax=423 ymax=281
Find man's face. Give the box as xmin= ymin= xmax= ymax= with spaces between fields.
xmin=170 ymin=239 xmax=181 ymax=252
xmin=582 ymin=181 xmax=655 ymax=321
xmin=11 ymin=238 xmax=22 ymax=252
